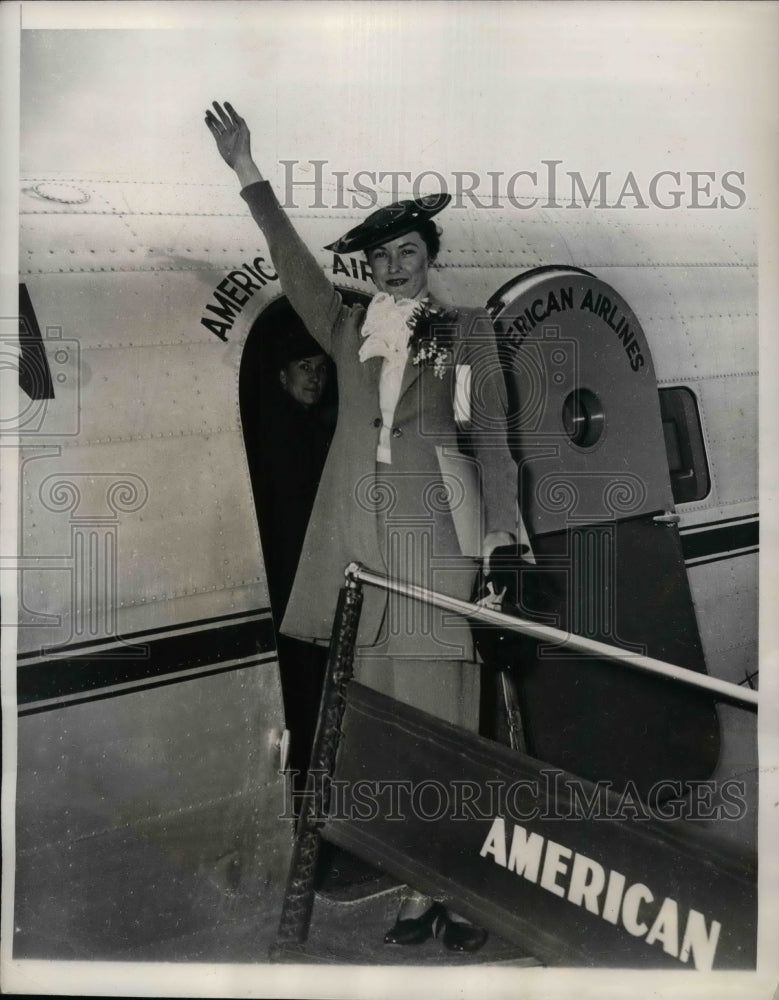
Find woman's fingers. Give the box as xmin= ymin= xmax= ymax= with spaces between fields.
xmin=204 ymin=111 xmax=223 ymax=135
xmin=224 ymin=101 xmax=243 ymax=126
xmin=475 ymin=582 xmax=506 ymax=609
xmin=212 ymin=100 xmax=233 ymax=129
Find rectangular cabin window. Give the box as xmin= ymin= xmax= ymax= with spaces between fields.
xmin=658 ymin=387 xmax=710 ymax=504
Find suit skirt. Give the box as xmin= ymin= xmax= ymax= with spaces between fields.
xmin=353 ymin=462 xmax=480 ymax=733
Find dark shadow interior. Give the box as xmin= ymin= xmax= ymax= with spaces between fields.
xmin=239 ymin=290 xmax=370 ymax=526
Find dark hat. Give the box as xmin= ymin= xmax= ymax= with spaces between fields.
xmin=324 ymin=193 xmax=451 ymax=254
xmin=273 ymin=324 xmax=326 ymax=368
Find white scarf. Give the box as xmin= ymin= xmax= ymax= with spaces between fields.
xmin=359 ymin=292 xmax=421 ymax=464
xmin=358 ymin=292 xmax=418 ymax=363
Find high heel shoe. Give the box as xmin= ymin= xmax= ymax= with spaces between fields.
xmin=383 ymin=901 xmax=445 ymax=945
xmin=437 ymin=913 xmax=488 ymax=953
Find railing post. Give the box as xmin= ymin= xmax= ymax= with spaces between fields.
xmin=270 ymin=564 xmax=364 ymax=959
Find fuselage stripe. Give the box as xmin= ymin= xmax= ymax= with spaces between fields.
xmin=680 ymin=519 xmax=758 ymax=562
xmin=17 ymin=615 xmax=277 ymax=706
xmin=15 ymin=606 xmax=273 ymax=661
xmin=17 ymin=654 xmax=278 ymax=717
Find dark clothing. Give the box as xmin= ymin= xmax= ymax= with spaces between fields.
xmin=253 ymin=383 xmax=333 ymax=624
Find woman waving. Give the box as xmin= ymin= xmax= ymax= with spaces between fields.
xmin=206 ymin=101 xmax=517 ymax=952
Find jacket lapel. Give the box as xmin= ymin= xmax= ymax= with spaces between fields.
xmin=397 ymin=297 xmax=457 ymax=405
xmin=397 ymin=349 xmax=423 ymax=403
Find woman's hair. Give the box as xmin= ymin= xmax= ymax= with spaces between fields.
xmin=414 ymin=219 xmax=441 ymax=262
xmin=365 ymin=220 xmax=442 ymax=263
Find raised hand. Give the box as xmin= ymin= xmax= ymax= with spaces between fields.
xmin=205 ymin=101 xmax=252 ymax=169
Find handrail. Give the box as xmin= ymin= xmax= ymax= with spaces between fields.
xmin=345 ymin=562 xmax=758 ymax=711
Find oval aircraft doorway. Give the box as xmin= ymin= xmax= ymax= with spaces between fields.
xmin=239 ymin=289 xmax=371 ymax=606
xmin=238 ymin=289 xmax=370 ymax=786
xmin=483 ymin=266 xmax=720 ymax=797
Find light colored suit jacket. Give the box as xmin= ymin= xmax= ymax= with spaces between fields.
xmin=241 ymin=182 xmax=517 ymax=655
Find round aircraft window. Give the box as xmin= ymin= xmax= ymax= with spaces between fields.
xmin=562 ymin=388 xmax=604 ymax=448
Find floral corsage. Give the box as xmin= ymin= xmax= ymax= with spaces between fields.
xmin=408 ymin=303 xmax=457 ymax=379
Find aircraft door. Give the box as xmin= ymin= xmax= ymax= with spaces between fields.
xmin=486 ymin=267 xmax=720 ymax=796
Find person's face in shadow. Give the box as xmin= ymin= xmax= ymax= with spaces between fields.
xmin=280 ymin=353 xmax=329 ymax=409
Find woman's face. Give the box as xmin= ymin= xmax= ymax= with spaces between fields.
xmin=367 ymin=231 xmax=430 ymax=301
xmin=280 ymin=353 xmax=328 ymax=408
